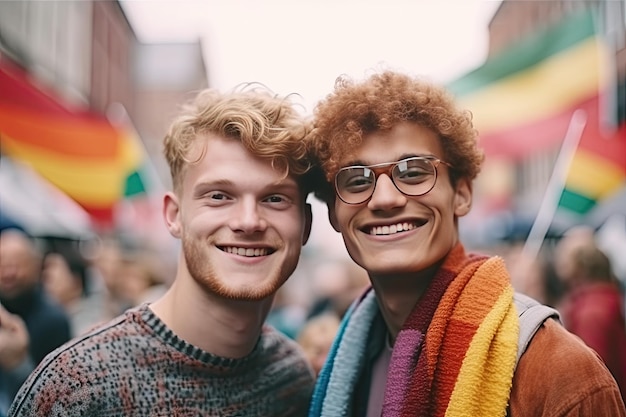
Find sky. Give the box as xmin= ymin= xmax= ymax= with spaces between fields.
xmin=120 ymin=0 xmax=502 ymax=259
xmin=121 ymin=0 xmax=502 ymax=114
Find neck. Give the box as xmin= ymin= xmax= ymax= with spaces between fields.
xmin=369 ymin=267 xmax=437 ymax=344
xmin=150 ymin=279 xmax=274 ymax=359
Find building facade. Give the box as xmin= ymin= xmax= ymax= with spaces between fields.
xmin=0 ymin=0 xmax=208 ymax=242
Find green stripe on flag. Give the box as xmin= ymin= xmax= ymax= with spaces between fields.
xmin=558 ymin=188 xmax=597 ymax=215
xmin=124 ymin=170 xmax=147 ymax=197
xmin=448 ymin=10 xmax=596 ymax=96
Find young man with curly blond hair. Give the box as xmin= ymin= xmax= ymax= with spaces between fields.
xmin=9 ymin=85 xmax=317 ymax=416
xmin=306 ymin=70 xmax=625 ymax=416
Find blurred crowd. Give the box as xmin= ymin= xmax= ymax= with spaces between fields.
xmin=503 ymin=226 xmax=626 ymax=399
xmin=1 ymin=221 xmax=625 ymax=412
xmin=0 ymin=227 xmax=171 ymax=413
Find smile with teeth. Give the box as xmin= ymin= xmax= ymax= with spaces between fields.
xmin=222 ymin=247 xmax=271 ymax=257
xmin=367 ymin=222 xmax=420 ymax=236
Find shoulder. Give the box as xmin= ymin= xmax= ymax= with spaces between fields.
xmin=261 ymin=326 xmax=315 ymax=375
xmin=509 ymin=319 xmax=626 ymax=417
xmin=42 ymin=307 xmax=152 ymax=366
xmin=262 ymin=325 xmax=310 ymax=362
xmin=258 ymin=326 xmax=315 ymax=413
xmin=8 ymin=311 xmax=146 ymax=415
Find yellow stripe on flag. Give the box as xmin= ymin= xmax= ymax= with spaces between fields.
xmin=458 ymin=38 xmax=608 ymax=134
xmin=564 ymin=149 xmax=625 ymax=200
xmin=118 ymin=130 xmax=144 ymax=168
xmin=2 ymin=135 xmax=134 ymax=207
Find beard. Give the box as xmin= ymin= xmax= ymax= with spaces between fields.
xmin=182 ymin=234 xmax=296 ymax=301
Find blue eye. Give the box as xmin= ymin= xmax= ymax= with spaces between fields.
xmin=266 ymin=195 xmax=284 ymax=203
xmin=201 ymin=191 xmax=233 ymax=206
xmin=263 ymin=194 xmax=294 ymax=210
xmin=208 ymin=192 xmax=228 ymax=200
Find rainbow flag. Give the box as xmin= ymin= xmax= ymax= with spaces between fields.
xmin=0 ymin=60 xmax=147 ymax=229
xmin=448 ymin=9 xmax=626 ymax=217
xmin=557 ymin=101 xmax=626 ymax=216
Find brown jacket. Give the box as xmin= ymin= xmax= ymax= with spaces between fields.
xmin=510 ymin=319 xmax=626 ymax=416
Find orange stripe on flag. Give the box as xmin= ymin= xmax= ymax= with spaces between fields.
xmin=0 ymin=104 xmax=120 ymax=158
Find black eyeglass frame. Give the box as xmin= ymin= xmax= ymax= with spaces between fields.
xmin=334 ymin=155 xmax=453 ymax=205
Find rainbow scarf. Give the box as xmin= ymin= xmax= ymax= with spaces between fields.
xmin=308 ymin=243 xmax=519 ymax=417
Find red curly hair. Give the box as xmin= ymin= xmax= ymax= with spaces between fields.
xmin=307 ymin=71 xmax=484 ymax=201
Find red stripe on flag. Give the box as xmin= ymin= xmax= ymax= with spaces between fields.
xmin=0 ymin=60 xmax=73 ymax=116
xmin=80 ymin=205 xmax=115 ymax=230
xmin=479 ymin=95 xmax=626 ymax=170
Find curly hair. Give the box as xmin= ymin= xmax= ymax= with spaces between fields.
xmin=307 ymin=71 xmax=484 ymax=201
xmin=163 ymin=84 xmax=314 ymax=194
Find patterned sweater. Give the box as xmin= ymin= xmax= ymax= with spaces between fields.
xmin=9 ymin=304 xmax=315 ymax=416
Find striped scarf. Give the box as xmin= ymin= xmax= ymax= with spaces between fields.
xmin=309 ymin=243 xmax=519 ymax=417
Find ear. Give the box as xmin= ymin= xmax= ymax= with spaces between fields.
xmin=327 ymin=200 xmax=341 ymax=232
xmin=302 ymin=203 xmax=313 ymax=246
xmin=163 ymin=191 xmax=182 ymax=238
xmin=454 ymin=178 xmax=473 ymax=217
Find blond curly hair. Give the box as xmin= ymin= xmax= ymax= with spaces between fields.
xmin=307 ymin=71 xmax=484 ymax=202
xmin=163 ymin=84 xmax=314 ymax=194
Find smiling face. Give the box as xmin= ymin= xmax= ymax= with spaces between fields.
xmin=328 ymin=122 xmax=472 ymax=277
xmin=164 ymin=133 xmax=312 ymax=301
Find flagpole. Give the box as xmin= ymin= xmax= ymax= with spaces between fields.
xmin=521 ymin=109 xmax=588 ymax=261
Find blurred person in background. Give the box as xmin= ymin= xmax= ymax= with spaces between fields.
xmin=554 ymin=230 xmax=626 ymax=400
xmin=0 ymin=229 xmax=70 ymax=365
xmin=40 ymin=250 xmax=104 ymax=337
xmin=265 ymin=285 xmax=308 ymax=340
xmin=296 ymin=312 xmax=340 ymax=377
xmin=552 ymin=225 xmax=596 ymax=292
xmin=117 ymin=251 xmax=168 ymax=308
xmin=504 ymin=243 xmax=556 ymax=306
xmin=305 ymin=70 xmax=625 ymax=416
xmin=89 ymin=237 xmax=133 ymax=320
xmin=0 ymin=228 xmax=71 ymax=415
xmin=306 ymin=258 xmax=369 ymax=320
xmin=8 ymin=84 xmax=317 ymax=416
xmin=0 ymin=305 xmax=30 ymax=416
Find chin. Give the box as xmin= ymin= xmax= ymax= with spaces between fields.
xmin=211 ymin=280 xmax=282 ymax=301
xmin=221 ymin=290 xmax=273 ymax=301
xmin=367 ymin=264 xmax=413 ymax=275
xmin=364 ymin=255 xmax=434 ymax=275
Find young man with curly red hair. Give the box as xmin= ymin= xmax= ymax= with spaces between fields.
xmin=307 ymin=70 xmax=625 ymax=416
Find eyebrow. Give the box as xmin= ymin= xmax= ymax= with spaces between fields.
xmin=266 ymin=180 xmax=300 ymax=194
xmin=343 ymin=153 xmax=424 ymax=167
xmin=192 ymin=179 xmax=232 ymax=197
xmin=192 ymin=178 xmax=300 ymax=197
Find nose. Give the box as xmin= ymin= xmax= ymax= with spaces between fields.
xmin=230 ymin=197 xmax=268 ymax=233
xmin=367 ymin=174 xmax=407 ymax=211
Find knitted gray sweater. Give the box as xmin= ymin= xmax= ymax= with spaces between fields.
xmin=9 ymin=304 xmax=315 ymax=416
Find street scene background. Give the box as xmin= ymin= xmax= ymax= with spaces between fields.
xmin=0 ymin=0 xmax=625 ymax=405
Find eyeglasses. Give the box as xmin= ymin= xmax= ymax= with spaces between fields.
xmin=334 ymin=156 xmax=452 ymax=205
